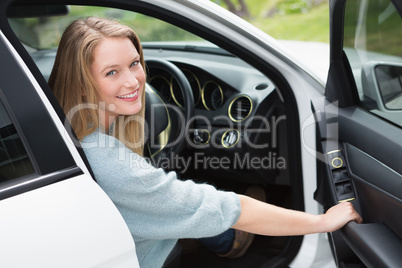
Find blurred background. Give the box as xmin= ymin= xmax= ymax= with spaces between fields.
xmin=215 ymin=0 xmax=329 ymax=42
xmin=8 ymin=0 xmax=330 ymax=49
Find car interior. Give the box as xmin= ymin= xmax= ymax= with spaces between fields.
xmin=5 ymin=2 xmax=308 ymax=268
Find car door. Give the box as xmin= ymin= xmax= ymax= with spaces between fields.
xmin=313 ymin=0 xmax=402 ymax=267
xmin=0 ymin=3 xmax=139 ymax=266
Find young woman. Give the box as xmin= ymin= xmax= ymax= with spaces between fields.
xmin=49 ymin=17 xmax=362 ymax=267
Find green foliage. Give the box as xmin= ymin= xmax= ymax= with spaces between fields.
xmin=70 ymin=6 xmax=200 ymax=42
xmin=277 ymin=0 xmax=309 ymax=15
xmin=181 ymin=0 xmax=330 ymax=42
xmin=242 ymin=0 xmax=330 ymax=43
xmin=9 ymin=2 xmax=330 ymax=49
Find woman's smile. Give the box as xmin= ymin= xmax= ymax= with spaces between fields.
xmin=117 ymin=90 xmax=139 ymax=101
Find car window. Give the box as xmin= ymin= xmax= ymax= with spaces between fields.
xmin=0 ymin=99 xmax=35 ymax=182
xmin=8 ymin=5 xmax=202 ymax=50
xmin=343 ymin=0 xmax=402 ymax=126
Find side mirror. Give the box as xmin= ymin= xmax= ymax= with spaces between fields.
xmin=362 ymin=62 xmax=402 ymax=110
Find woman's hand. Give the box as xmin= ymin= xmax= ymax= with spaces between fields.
xmin=319 ymin=202 xmax=363 ymax=233
xmin=233 ymin=195 xmax=362 ymax=236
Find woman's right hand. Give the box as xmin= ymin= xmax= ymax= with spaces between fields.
xmin=319 ymin=202 xmax=363 ymax=233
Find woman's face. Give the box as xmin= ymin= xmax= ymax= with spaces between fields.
xmin=90 ymin=37 xmax=145 ymax=128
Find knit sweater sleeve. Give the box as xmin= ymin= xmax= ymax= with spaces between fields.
xmin=82 ymin=131 xmax=241 ymax=241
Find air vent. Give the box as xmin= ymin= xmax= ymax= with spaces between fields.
xmin=228 ymin=95 xmax=252 ymax=122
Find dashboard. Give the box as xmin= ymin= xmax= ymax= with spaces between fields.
xmin=143 ymin=43 xmax=286 ymax=184
xmin=144 ymin=42 xmax=278 ymax=126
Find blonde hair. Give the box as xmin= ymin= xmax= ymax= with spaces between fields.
xmin=49 ymin=17 xmax=146 ymax=155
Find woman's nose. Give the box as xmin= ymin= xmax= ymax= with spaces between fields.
xmin=123 ymin=70 xmax=139 ymax=88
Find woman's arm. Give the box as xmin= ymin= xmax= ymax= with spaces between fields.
xmin=232 ymin=195 xmax=362 ymax=236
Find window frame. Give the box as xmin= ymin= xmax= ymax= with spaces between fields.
xmin=0 ymin=30 xmax=82 ymax=200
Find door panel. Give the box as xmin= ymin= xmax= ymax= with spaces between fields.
xmin=317 ymin=0 xmax=402 ymax=266
xmin=314 ymin=99 xmax=402 ymax=267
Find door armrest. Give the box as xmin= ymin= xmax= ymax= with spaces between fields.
xmin=340 ymin=222 xmax=402 ymax=267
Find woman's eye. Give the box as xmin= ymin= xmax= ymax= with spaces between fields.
xmin=106 ymin=70 xmax=117 ymax=76
xmin=130 ymin=61 xmax=139 ymax=68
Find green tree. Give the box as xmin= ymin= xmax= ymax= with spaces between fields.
xmin=222 ymin=0 xmax=251 ymax=18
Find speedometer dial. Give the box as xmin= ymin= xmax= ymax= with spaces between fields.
xmin=148 ymin=76 xmax=172 ymax=103
xmin=170 ymin=69 xmax=201 ymax=107
xmin=170 ymin=78 xmax=184 ymax=107
xmin=202 ymin=81 xmax=224 ymax=110
xmin=182 ymin=69 xmax=201 ymax=106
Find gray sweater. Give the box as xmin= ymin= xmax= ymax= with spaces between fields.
xmin=82 ymin=130 xmax=241 ymax=267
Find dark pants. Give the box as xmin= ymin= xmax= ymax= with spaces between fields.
xmin=198 ymin=228 xmax=235 ymax=253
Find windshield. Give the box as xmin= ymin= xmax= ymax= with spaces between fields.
xmin=8 ymin=5 xmax=202 ymax=50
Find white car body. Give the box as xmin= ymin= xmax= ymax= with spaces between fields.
xmin=0 ymin=30 xmax=139 ymax=267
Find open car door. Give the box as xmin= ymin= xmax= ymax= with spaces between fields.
xmin=313 ymin=0 xmax=402 ymax=266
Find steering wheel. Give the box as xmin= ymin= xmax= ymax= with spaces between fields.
xmin=144 ymin=59 xmax=194 ymax=162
